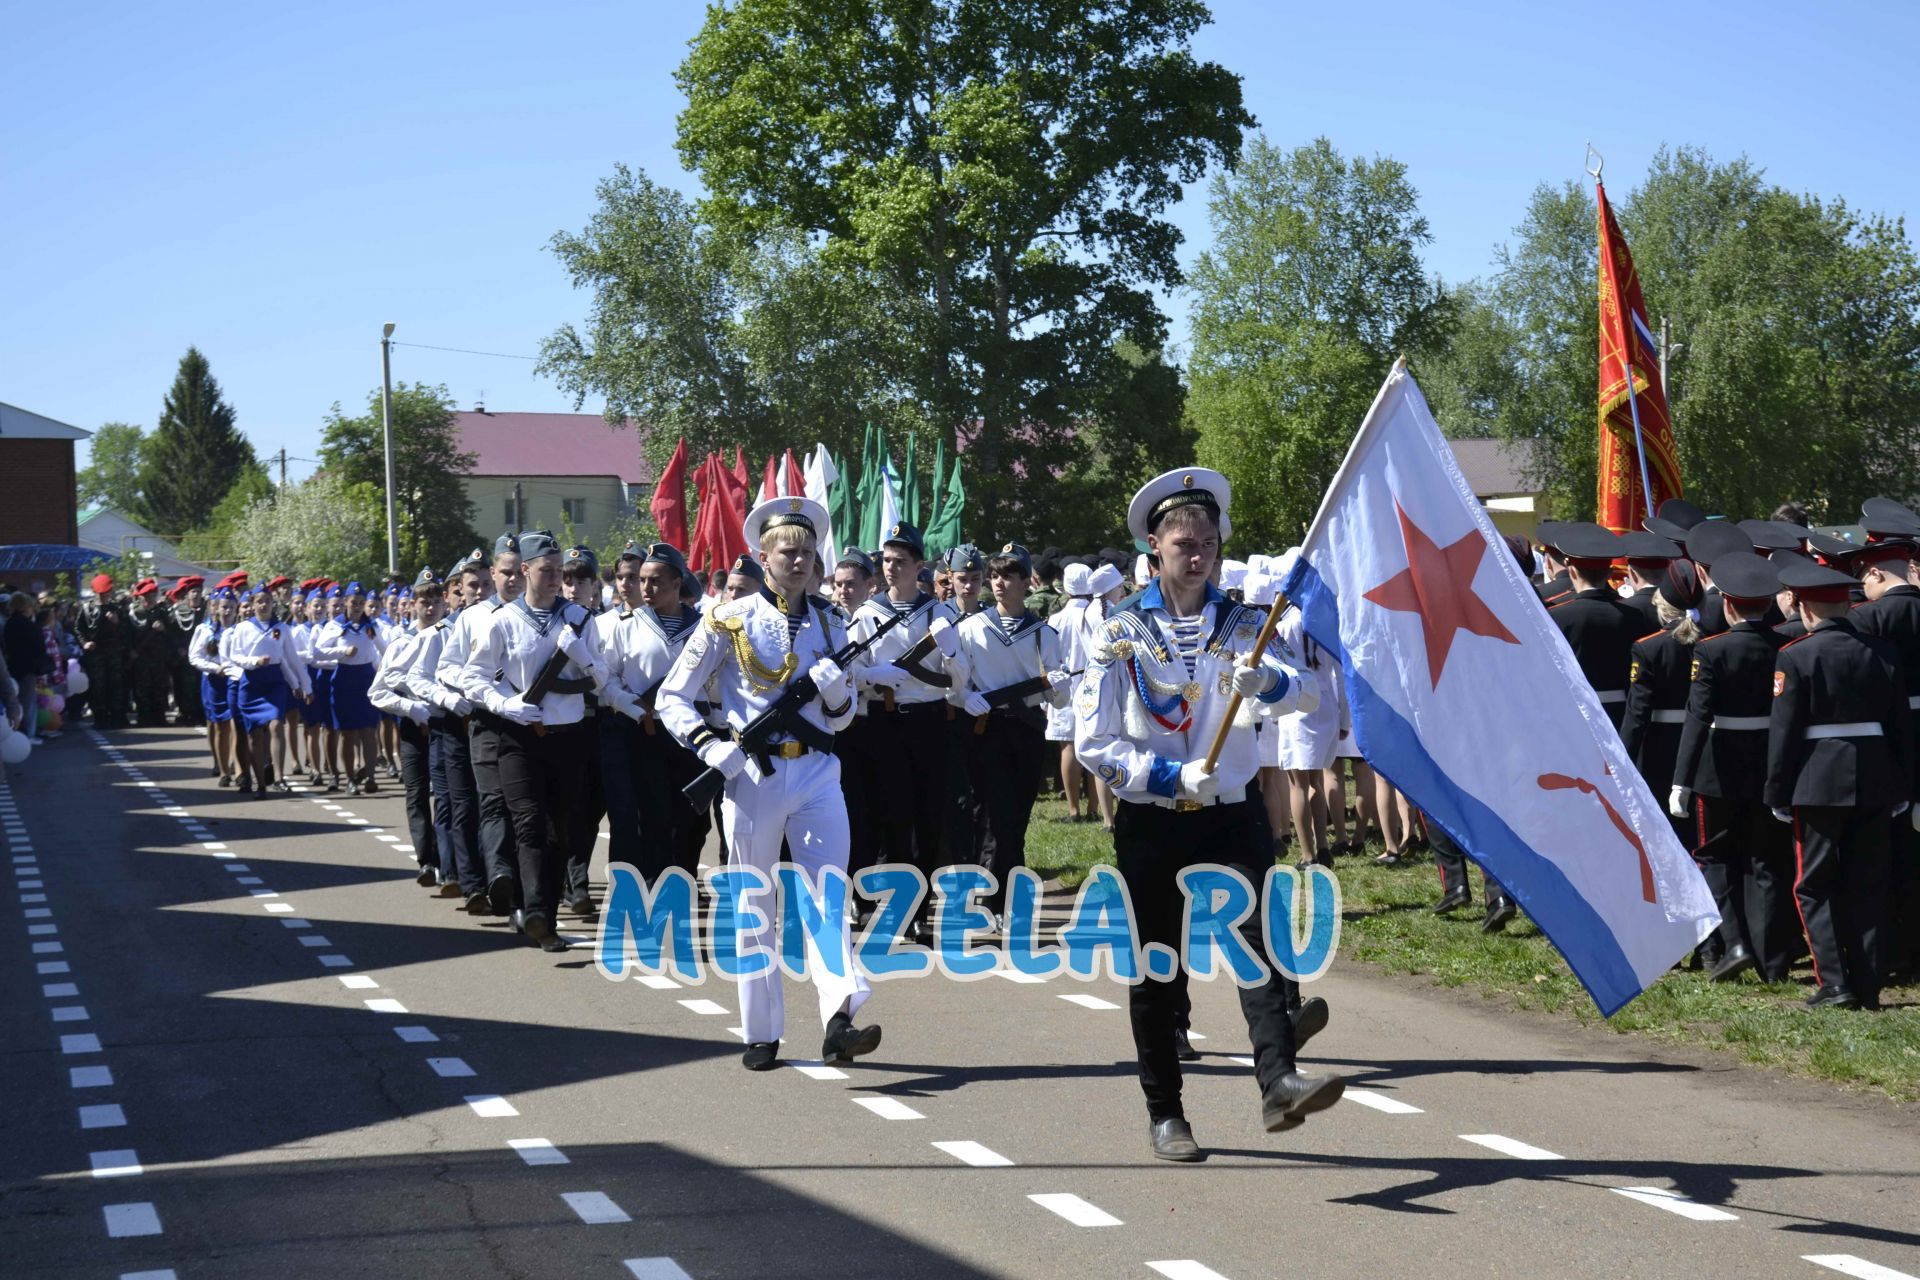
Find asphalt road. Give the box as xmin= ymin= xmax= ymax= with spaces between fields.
xmin=3 ymin=724 xmax=1918 ymax=1280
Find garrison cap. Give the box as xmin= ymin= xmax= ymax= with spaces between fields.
xmin=834 ymin=548 xmax=876 ymax=577
xmin=1643 ymin=498 xmax=1708 ymax=542
xmin=517 ymin=529 xmax=560 ymax=561
xmin=880 ymin=519 xmax=926 ymax=559
xmin=728 ymin=554 xmax=765 ymax=585
xmin=492 ymin=532 xmax=521 ymax=559
xmin=992 ymin=542 xmax=1035 ymax=577
xmin=939 ymin=543 xmax=984 ymax=573
xmin=562 ymin=544 xmax=599 ymax=576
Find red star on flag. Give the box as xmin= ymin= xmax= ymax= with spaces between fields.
xmin=1363 ymin=502 xmax=1520 ymax=687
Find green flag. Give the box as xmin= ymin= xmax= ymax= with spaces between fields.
xmin=928 ymin=439 xmax=947 ymax=538
xmin=902 ymin=430 xmax=920 ymax=527
xmin=854 ymin=424 xmax=876 ymax=551
xmin=825 ymin=446 xmax=855 ymax=564
xmin=926 ymin=448 xmax=965 ymax=556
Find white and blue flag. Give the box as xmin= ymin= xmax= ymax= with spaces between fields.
xmin=1280 ymin=362 xmax=1719 ymax=1014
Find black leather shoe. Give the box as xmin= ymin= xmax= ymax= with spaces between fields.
xmin=1291 ymin=997 xmax=1329 ymax=1049
xmin=464 ymin=891 xmax=491 ymax=915
xmin=1433 ymin=887 xmax=1472 ymax=915
xmin=822 ymin=1013 xmax=882 ymax=1064
xmin=563 ymin=894 xmax=597 ymax=917
xmin=1708 ymin=945 xmax=1755 ymax=983
xmin=415 ymin=864 xmax=438 ymax=887
xmin=1806 ymin=986 xmax=1859 ymax=1010
xmin=539 ymin=933 xmax=571 ymax=954
xmin=434 ymin=882 xmax=464 ymax=898
xmin=1482 ymin=896 xmax=1516 ymax=933
xmin=1173 ymin=1028 xmax=1200 ymax=1061
xmin=742 ymin=1041 xmax=779 ymax=1071
xmin=510 ymin=908 xmax=527 ymax=934
xmin=1260 ymin=1070 xmax=1346 ymax=1133
xmin=487 ymin=876 xmax=514 ymax=916
xmin=1150 ymin=1117 xmax=1203 ymax=1162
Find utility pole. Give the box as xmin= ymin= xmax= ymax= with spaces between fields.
xmin=380 ymin=323 xmax=399 ymax=576
xmin=273 ymin=447 xmax=288 ymax=490
xmin=513 ymin=481 xmax=523 ymax=534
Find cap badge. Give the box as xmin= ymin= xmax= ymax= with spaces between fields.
xmin=1182 ymin=474 xmax=1195 ymax=488
xmin=789 ymin=498 xmax=803 ymax=513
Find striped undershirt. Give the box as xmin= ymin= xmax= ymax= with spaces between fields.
xmin=658 ymin=610 xmax=692 ymax=640
xmin=1166 ymin=613 xmax=1205 ymax=676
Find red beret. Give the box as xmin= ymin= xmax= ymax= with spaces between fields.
xmin=90 ymin=574 xmax=114 ymax=595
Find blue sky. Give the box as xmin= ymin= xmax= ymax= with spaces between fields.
xmin=5 ymin=1 xmax=1914 ymax=482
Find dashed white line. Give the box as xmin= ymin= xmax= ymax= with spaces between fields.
xmin=223 ymin=863 xmax=251 ymax=872
xmin=465 ymin=1095 xmax=518 ymax=1118
xmin=279 ymin=919 xmax=311 ymax=929
xmin=508 ymin=1138 xmax=570 ymax=1166
xmin=102 ymin=1202 xmax=163 ymax=1237
xmin=70 ymin=1065 xmax=113 ymax=1088
xmin=234 ymin=876 xmax=264 ymax=886
xmin=853 ymin=1097 xmax=923 ymax=1121
xmin=36 ymin=960 xmax=68 ymax=975
xmin=1803 ymin=1257 xmax=1920 ymax=1280
xmin=51 ymin=1005 xmax=89 ymax=1022
xmin=427 ymin=1057 xmax=476 ymax=1078
xmin=932 ymin=1140 xmax=1013 ymax=1167
xmin=677 ymin=998 xmax=729 ymax=1015
xmin=394 ymin=1026 xmax=439 ymax=1043
xmin=43 ymin=982 xmax=79 ymax=997
xmin=338 ymin=975 xmax=380 ymax=990
xmin=89 ymin=1149 xmax=143 ymax=1178
xmin=1459 ymin=1134 xmax=1563 ymax=1161
xmin=263 ymin=903 xmax=295 ymax=913
xmin=318 ymin=955 xmax=354 ymax=968
xmin=787 ymin=1060 xmax=849 ymax=1081
xmin=364 ymin=998 xmax=408 ymax=1014
xmin=1610 ymin=1186 xmax=1738 ymax=1221
xmin=79 ymin=1104 xmax=127 ymax=1129
xmin=1057 ymin=993 xmax=1120 ymax=1010
xmin=1344 ymin=1088 xmax=1424 ymax=1115
xmin=634 ymin=974 xmax=680 ymax=990
xmin=60 ymin=1034 xmax=101 ymax=1054
xmin=995 ymin=969 xmax=1047 ymax=984
xmin=623 ymin=1260 xmax=695 ymax=1280
xmin=299 ymin=936 xmax=332 ymax=948
xmin=1028 ymin=1192 xmax=1121 ymax=1227
xmin=120 ymin=1269 xmax=179 ymax=1280
xmin=1148 ymin=1263 xmax=1233 ymax=1280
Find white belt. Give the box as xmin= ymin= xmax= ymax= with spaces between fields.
xmin=1594 ymin=690 xmax=1626 ymax=705
xmin=1806 ymin=722 xmax=1882 ymax=740
xmin=1136 ymin=785 xmax=1249 ymax=812
xmin=1649 ymin=709 xmax=1686 ymax=724
xmin=1712 ymin=715 xmax=1769 ymax=731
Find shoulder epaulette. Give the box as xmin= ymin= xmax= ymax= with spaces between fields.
xmin=1697 ymin=630 xmax=1733 ymax=644
xmin=1635 ymin=628 xmax=1665 ymax=644
xmin=1780 ymin=631 xmax=1815 ymax=652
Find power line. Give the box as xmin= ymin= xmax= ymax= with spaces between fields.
xmin=391 ymin=340 xmax=539 ymax=362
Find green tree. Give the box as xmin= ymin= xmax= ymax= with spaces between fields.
xmin=175 ymin=462 xmax=274 ymax=567
xmin=228 ymin=472 xmax=386 ymax=585
xmin=674 ymin=0 xmax=1250 ymax=544
xmin=139 ymin=347 xmax=256 ymax=539
xmin=1186 ymin=137 xmax=1448 ymax=546
xmin=77 ymin=422 xmax=150 ymax=519
xmin=319 ymin=382 xmax=479 ymax=577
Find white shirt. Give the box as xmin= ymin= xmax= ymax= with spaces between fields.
xmin=434 ymin=597 xmax=504 ymax=697
xmin=224 ymin=616 xmax=312 ymax=697
xmin=850 ymin=592 xmax=947 ymax=705
xmin=946 ymin=608 xmax=1066 ymax=714
xmin=659 ymin=589 xmax=853 ymax=747
xmin=370 ymin=630 xmax=433 ymax=719
xmin=188 ymin=620 xmax=228 ymax=678
xmin=313 ymin=616 xmax=385 ymax=666
xmin=458 ymin=596 xmax=602 ymax=728
xmin=597 ymin=604 xmax=699 ymax=724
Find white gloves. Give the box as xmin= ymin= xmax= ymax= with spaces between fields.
xmin=608 ymin=688 xmax=645 ymax=722
xmin=929 ymin=617 xmax=959 ymax=659
xmin=1230 ymin=664 xmax=1276 ymax=699
xmin=809 ymin=657 xmax=850 ymax=704
xmin=561 ymin=624 xmax=595 ymax=666
xmin=1292 ymin=669 xmax=1321 ymax=715
xmin=1179 ymin=760 xmax=1219 ymax=802
xmin=432 ymin=685 xmax=471 ymax=717
xmin=862 ymin=662 xmax=908 ymax=689
xmin=406 ymin=703 xmax=432 ymax=725
xmin=489 ymin=693 xmax=543 ymax=725
xmin=1668 ymin=786 xmax=1691 ymax=820
xmin=699 ymin=739 xmax=747 ymax=779
xmin=1045 ymin=669 xmax=1072 ymax=690
xmin=1771 ymin=807 xmax=1792 ymax=824
xmin=962 ymin=691 xmax=991 ymax=717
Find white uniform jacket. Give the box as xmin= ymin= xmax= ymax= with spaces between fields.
xmin=945 ymin=608 xmax=1067 ymax=717
xmin=312 ymin=617 xmax=385 ymax=667
xmin=434 ymin=598 xmax=505 ymax=699
xmin=1074 ymin=578 xmax=1309 ymax=807
xmin=224 ymin=616 xmax=312 ymax=697
xmin=598 ymin=605 xmax=699 ymax=726
xmin=457 ymin=597 xmax=603 ymax=729
xmin=188 ymin=621 xmax=227 ymax=678
xmin=849 ymin=592 xmax=947 ymax=707
xmin=401 ymin=617 xmax=471 ymax=716
xmin=370 ymin=630 xmax=433 ymax=720
xmin=658 ymin=589 xmax=854 ymax=752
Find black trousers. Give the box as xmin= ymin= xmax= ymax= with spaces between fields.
xmin=946 ymin=716 xmax=987 ymax=870
xmin=430 ymin=717 xmax=483 ymax=894
xmin=837 ymin=715 xmax=882 ymax=881
xmin=495 ymin=719 xmax=591 ymax=923
xmin=468 ymin=717 xmax=518 ymax=889
xmin=566 ymin=721 xmax=604 ymax=901
xmin=600 ymin=713 xmax=644 ymax=870
xmin=973 ymin=713 xmax=1045 ymax=914
xmin=634 ymin=719 xmax=709 ymax=880
xmin=868 ymin=703 xmax=950 ymax=899
xmin=397 ymin=717 xmax=437 ymax=871
xmin=1115 ymin=797 xmax=1298 ymax=1121
xmin=1792 ymin=804 xmax=1893 ymax=1001
xmin=1695 ymin=794 xmax=1795 ymax=980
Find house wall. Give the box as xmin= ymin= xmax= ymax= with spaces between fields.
xmin=461 ymin=476 xmax=630 ymax=545
xmin=0 ymin=439 xmax=77 ymax=544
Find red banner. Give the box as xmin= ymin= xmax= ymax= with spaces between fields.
xmin=1596 ymin=179 xmax=1682 ymax=533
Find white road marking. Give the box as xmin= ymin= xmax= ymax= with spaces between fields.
xmin=623 ymin=1260 xmax=695 ymax=1280
xmin=223 ymin=863 xmax=251 ymax=872
xmin=60 ymin=1034 xmax=101 ymax=1054
xmin=995 ymin=968 xmax=1047 ymax=983
xmin=279 ymin=918 xmax=311 ymax=928
xmin=120 ymin=1269 xmax=179 ymax=1280
xmin=24 ymin=906 xmax=53 ymax=918
xmin=249 ymin=890 xmax=280 ymax=899
xmin=1148 ymin=1263 xmax=1233 ymax=1280
xmin=1803 ymin=1257 xmax=1920 ymax=1280
xmin=51 ymin=1005 xmax=89 ymax=1022
xmin=235 ymin=877 xmax=264 ymax=886
xmin=932 ymin=1140 xmax=1013 ymax=1167
xmin=43 ymin=982 xmax=79 ymax=997
xmin=299 ymin=936 xmax=332 ymax=948
xmin=70 ymin=1066 xmax=113 ymax=1088
xmin=28 ymin=923 xmax=59 ymax=936
xmin=560 ymin=1189 xmax=633 ymax=1228
xmin=1345 ymin=1088 xmax=1424 ymax=1115
xmin=201 ymin=842 xmax=227 ymax=851
xmin=338 ymin=975 xmax=379 ymax=989
xmin=364 ymin=998 xmax=408 ymax=1014
xmin=264 ymin=903 xmax=295 ymax=913
xmin=80 ymin=1104 xmax=127 ymax=1129
xmin=393 ymin=1026 xmax=439 ymax=1043
xmin=377 ymin=835 xmax=401 ymax=843
xmin=508 ymin=1137 xmax=570 ymax=1166
xmin=102 ymin=1202 xmax=163 ymax=1237
xmin=1610 ymin=1186 xmax=1738 ymax=1221
xmin=20 ymin=894 xmax=46 ymax=904
xmin=347 ymin=818 xmax=369 ymax=825
xmin=32 ymin=941 xmax=63 ymax=954
xmin=21 ymin=880 xmax=43 ymax=890
xmin=36 ymin=961 xmax=67 ymax=975
xmin=465 ymin=1095 xmax=518 ymax=1117
xmin=318 ymin=955 xmax=353 ymax=968
xmin=788 ymin=1060 xmax=849 ymax=1081
xmin=395 ymin=844 xmax=415 ymax=853
xmin=1460 ymin=1134 xmax=1563 ymax=1161
xmin=89 ymin=1149 xmax=143 ymax=1178
xmin=1058 ymin=993 xmax=1120 ymax=1010
xmin=427 ymin=1057 xmax=476 ymax=1078
xmin=1028 ymin=1192 xmax=1121 ymax=1227
xmin=853 ymin=1097 xmax=924 ymax=1121
xmin=634 ymin=974 xmax=680 ymax=990
xmin=677 ymin=998 xmax=729 ymax=1015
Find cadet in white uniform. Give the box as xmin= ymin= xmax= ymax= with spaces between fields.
xmin=409 ymin=550 xmax=492 ymax=914
xmin=657 ymin=496 xmax=880 ymax=1073
xmin=1075 ymin=467 xmax=1343 ymax=1162
xmin=436 ymin=537 xmax=522 ymax=915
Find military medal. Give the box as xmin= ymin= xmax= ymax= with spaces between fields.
xmin=1181 ymin=679 xmax=1204 ymax=703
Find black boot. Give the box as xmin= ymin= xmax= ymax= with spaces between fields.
xmin=822 ymin=1011 xmax=882 ymax=1064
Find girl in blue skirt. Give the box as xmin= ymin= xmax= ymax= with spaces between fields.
xmin=227 ymin=589 xmax=312 ymax=794
xmin=313 ymin=582 xmax=388 ymax=794
xmin=190 ymin=590 xmax=241 ymax=785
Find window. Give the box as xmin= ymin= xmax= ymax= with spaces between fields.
xmin=503 ymin=497 xmax=517 ymax=527
xmin=562 ymin=497 xmax=587 ymax=525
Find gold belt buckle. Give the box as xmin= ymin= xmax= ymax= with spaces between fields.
xmin=1174 ymin=799 xmax=1204 ymax=813
xmin=776 ymin=741 xmax=806 ymax=759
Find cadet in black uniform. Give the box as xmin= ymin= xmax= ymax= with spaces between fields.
xmin=1848 ymin=512 xmax=1920 ymax=979
xmin=1670 ymin=553 xmax=1795 ymax=982
xmin=1765 ymin=559 xmax=1914 ymax=1010
xmin=1619 ymin=532 xmax=1680 ymax=633
xmin=1533 ymin=522 xmax=1571 ymax=605
xmin=1683 ymin=520 xmax=1753 ymax=640
xmin=1620 ymin=555 xmax=1698 ymax=842
xmin=1547 ymin=524 xmax=1644 ymax=729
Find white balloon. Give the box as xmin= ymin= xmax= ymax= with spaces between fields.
xmin=64 ymin=667 xmax=89 ymax=696
xmin=0 ymin=730 xmax=30 ymax=764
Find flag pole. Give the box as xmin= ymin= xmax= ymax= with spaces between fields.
xmin=1587 ymin=143 xmax=1656 ymax=524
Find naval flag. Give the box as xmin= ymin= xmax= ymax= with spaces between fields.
xmin=1280 ymin=363 xmax=1719 ymax=1014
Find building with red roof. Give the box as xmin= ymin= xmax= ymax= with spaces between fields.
xmin=452 ymin=408 xmax=651 ymax=546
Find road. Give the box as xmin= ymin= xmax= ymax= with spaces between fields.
xmin=3 ymin=724 xmax=1917 ymax=1280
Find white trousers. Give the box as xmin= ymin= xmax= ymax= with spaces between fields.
xmin=721 ymin=750 xmax=870 ymax=1045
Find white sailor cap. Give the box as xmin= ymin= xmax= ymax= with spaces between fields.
xmin=1126 ymin=467 xmax=1232 ymax=543
xmin=1219 ymin=558 xmax=1248 ymax=592
xmin=744 ymin=494 xmax=829 ymax=549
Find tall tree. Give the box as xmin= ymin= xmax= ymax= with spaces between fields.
xmin=175 ymin=463 xmax=274 ymax=567
xmin=674 ymin=0 xmax=1249 ymax=544
xmin=228 ymin=472 xmax=386 ymax=585
xmin=319 ymin=382 xmax=479 ymax=577
xmin=1186 ymin=137 xmax=1448 ymax=546
xmin=139 ymin=347 xmax=255 ymax=538
xmin=77 ymin=422 xmax=149 ymax=519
